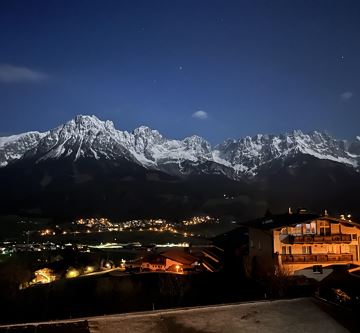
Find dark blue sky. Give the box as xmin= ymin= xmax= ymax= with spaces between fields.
xmin=0 ymin=0 xmax=359 ymax=143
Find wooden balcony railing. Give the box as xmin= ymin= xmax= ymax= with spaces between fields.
xmin=281 ymin=253 xmax=353 ymax=264
xmin=286 ymin=234 xmax=352 ymax=244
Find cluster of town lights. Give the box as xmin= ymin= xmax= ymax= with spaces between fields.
xmin=40 ymin=229 xmax=55 ymax=236
xmin=37 ymin=216 xmax=217 ymax=237
xmin=21 ymin=259 xmax=127 ymax=289
xmin=182 ymin=216 xmax=216 ymax=226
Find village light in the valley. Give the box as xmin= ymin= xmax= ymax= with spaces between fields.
xmin=66 ymin=268 xmax=80 ymax=278
xmin=84 ymin=266 xmax=94 ymax=274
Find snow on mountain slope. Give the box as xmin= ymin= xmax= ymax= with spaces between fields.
xmin=0 ymin=115 xmax=359 ymax=178
xmin=213 ymin=130 xmax=358 ymax=176
xmin=131 ymin=127 xmax=213 ymax=165
xmin=21 ymin=115 xmax=214 ymax=171
xmin=23 ymin=115 xmax=141 ymax=163
xmin=0 ymin=131 xmax=48 ymax=166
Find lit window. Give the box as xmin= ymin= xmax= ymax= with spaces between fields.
xmin=280 ymin=228 xmax=288 ymax=235
xmin=289 ymin=224 xmax=302 ymax=235
xmin=305 ymin=222 xmax=316 ymax=234
xmin=294 ymin=224 xmax=302 ymax=235
xmin=302 ymin=246 xmax=312 ymax=254
xmin=319 ymin=221 xmax=330 ymax=236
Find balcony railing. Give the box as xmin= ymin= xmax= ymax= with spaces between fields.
xmin=281 ymin=253 xmax=353 ymax=264
xmin=285 ymin=234 xmax=352 ymax=244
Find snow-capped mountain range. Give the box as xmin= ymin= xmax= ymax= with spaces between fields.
xmin=0 ymin=115 xmax=359 ymax=177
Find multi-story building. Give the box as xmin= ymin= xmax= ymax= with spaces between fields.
xmin=241 ymin=211 xmax=360 ymax=276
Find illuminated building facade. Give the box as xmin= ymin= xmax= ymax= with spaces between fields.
xmin=242 ymin=212 xmax=360 ymax=276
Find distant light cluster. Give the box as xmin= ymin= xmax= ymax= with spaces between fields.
xmin=182 ymin=215 xmax=218 ymax=226
xmin=36 ymin=216 xmax=218 ymax=236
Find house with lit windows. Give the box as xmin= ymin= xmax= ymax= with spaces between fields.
xmin=140 ymin=250 xmax=199 ymax=274
xmin=241 ymin=210 xmax=360 ymax=277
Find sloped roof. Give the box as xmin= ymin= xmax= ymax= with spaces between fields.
xmin=142 ymin=254 xmax=166 ymax=265
xmin=212 ymin=226 xmax=249 ymax=247
xmin=239 ymin=213 xmax=320 ymax=230
xmin=239 ymin=213 xmax=360 ymax=230
xmin=160 ymin=250 xmax=197 ymax=265
xmin=320 ymin=216 xmax=360 ymax=228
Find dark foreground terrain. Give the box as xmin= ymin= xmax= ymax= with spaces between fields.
xmin=0 ymin=298 xmax=351 ymax=333
xmin=0 ymin=270 xmax=264 ymax=325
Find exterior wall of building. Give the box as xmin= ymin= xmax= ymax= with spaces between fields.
xmin=246 ymin=217 xmax=360 ymax=276
xmin=275 ymin=219 xmax=360 ymax=274
xmin=165 ymin=258 xmax=184 ymax=271
xmin=339 ymin=224 xmax=360 ymax=261
xmin=247 ymin=228 xmax=275 ymax=276
xmin=273 ymin=230 xmax=282 ymax=254
xmin=141 ymin=262 xmax=166 ymax=271
xmin=141 ymin=258 xmax=188 ymax=272
xmin=281 ymin=243 xmax=353 ymax=255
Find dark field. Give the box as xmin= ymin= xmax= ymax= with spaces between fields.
xmin=0 ymin=270 xmax=261 ymax=325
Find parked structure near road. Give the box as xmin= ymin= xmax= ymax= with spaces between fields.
xmin=240 ymin=210 xmax=360 ymax=276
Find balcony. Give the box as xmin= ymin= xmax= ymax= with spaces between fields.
xmin=285 ymin=234 xmax=352 ymax=244
xmin=281 ymin=253 xmax=353 ymax=264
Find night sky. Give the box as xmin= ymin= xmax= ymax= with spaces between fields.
xmin=0 ymin=0 xmax=359 ymax=143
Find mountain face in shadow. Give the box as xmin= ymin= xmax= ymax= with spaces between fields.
xmin=0 ymin=115 xmax=359 ymax=220
xmin=0 ymin=153 xmax=359 ymax=221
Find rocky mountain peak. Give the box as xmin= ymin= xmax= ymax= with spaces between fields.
xmin=133 ymin=126 xmax=163 ymax=142
xmin=0 ymin=115 xmax=359 ymax=178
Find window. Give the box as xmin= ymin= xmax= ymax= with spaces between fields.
xmin=319 ymin=221 xmax=330 ymax=236
xmin=305 ymin=222 xmax=316 ymax=234
xmin=280 ymin=227 xmax=288 ymax=235
xmin=293 ymin=224 xmax=302 ymax=235
xmin=302 ymin=246 xmax=312 ymax=254
xmin=281 ymin=246 xmax=292 ymax=254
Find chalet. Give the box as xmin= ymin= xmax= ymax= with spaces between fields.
xmin=140 ymin=250 xmax=199 ymax=273
xmin=140 ymin=254 xmax=167 ymax=272
xmin=240 ymin=211 xmax=360 ymax=277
